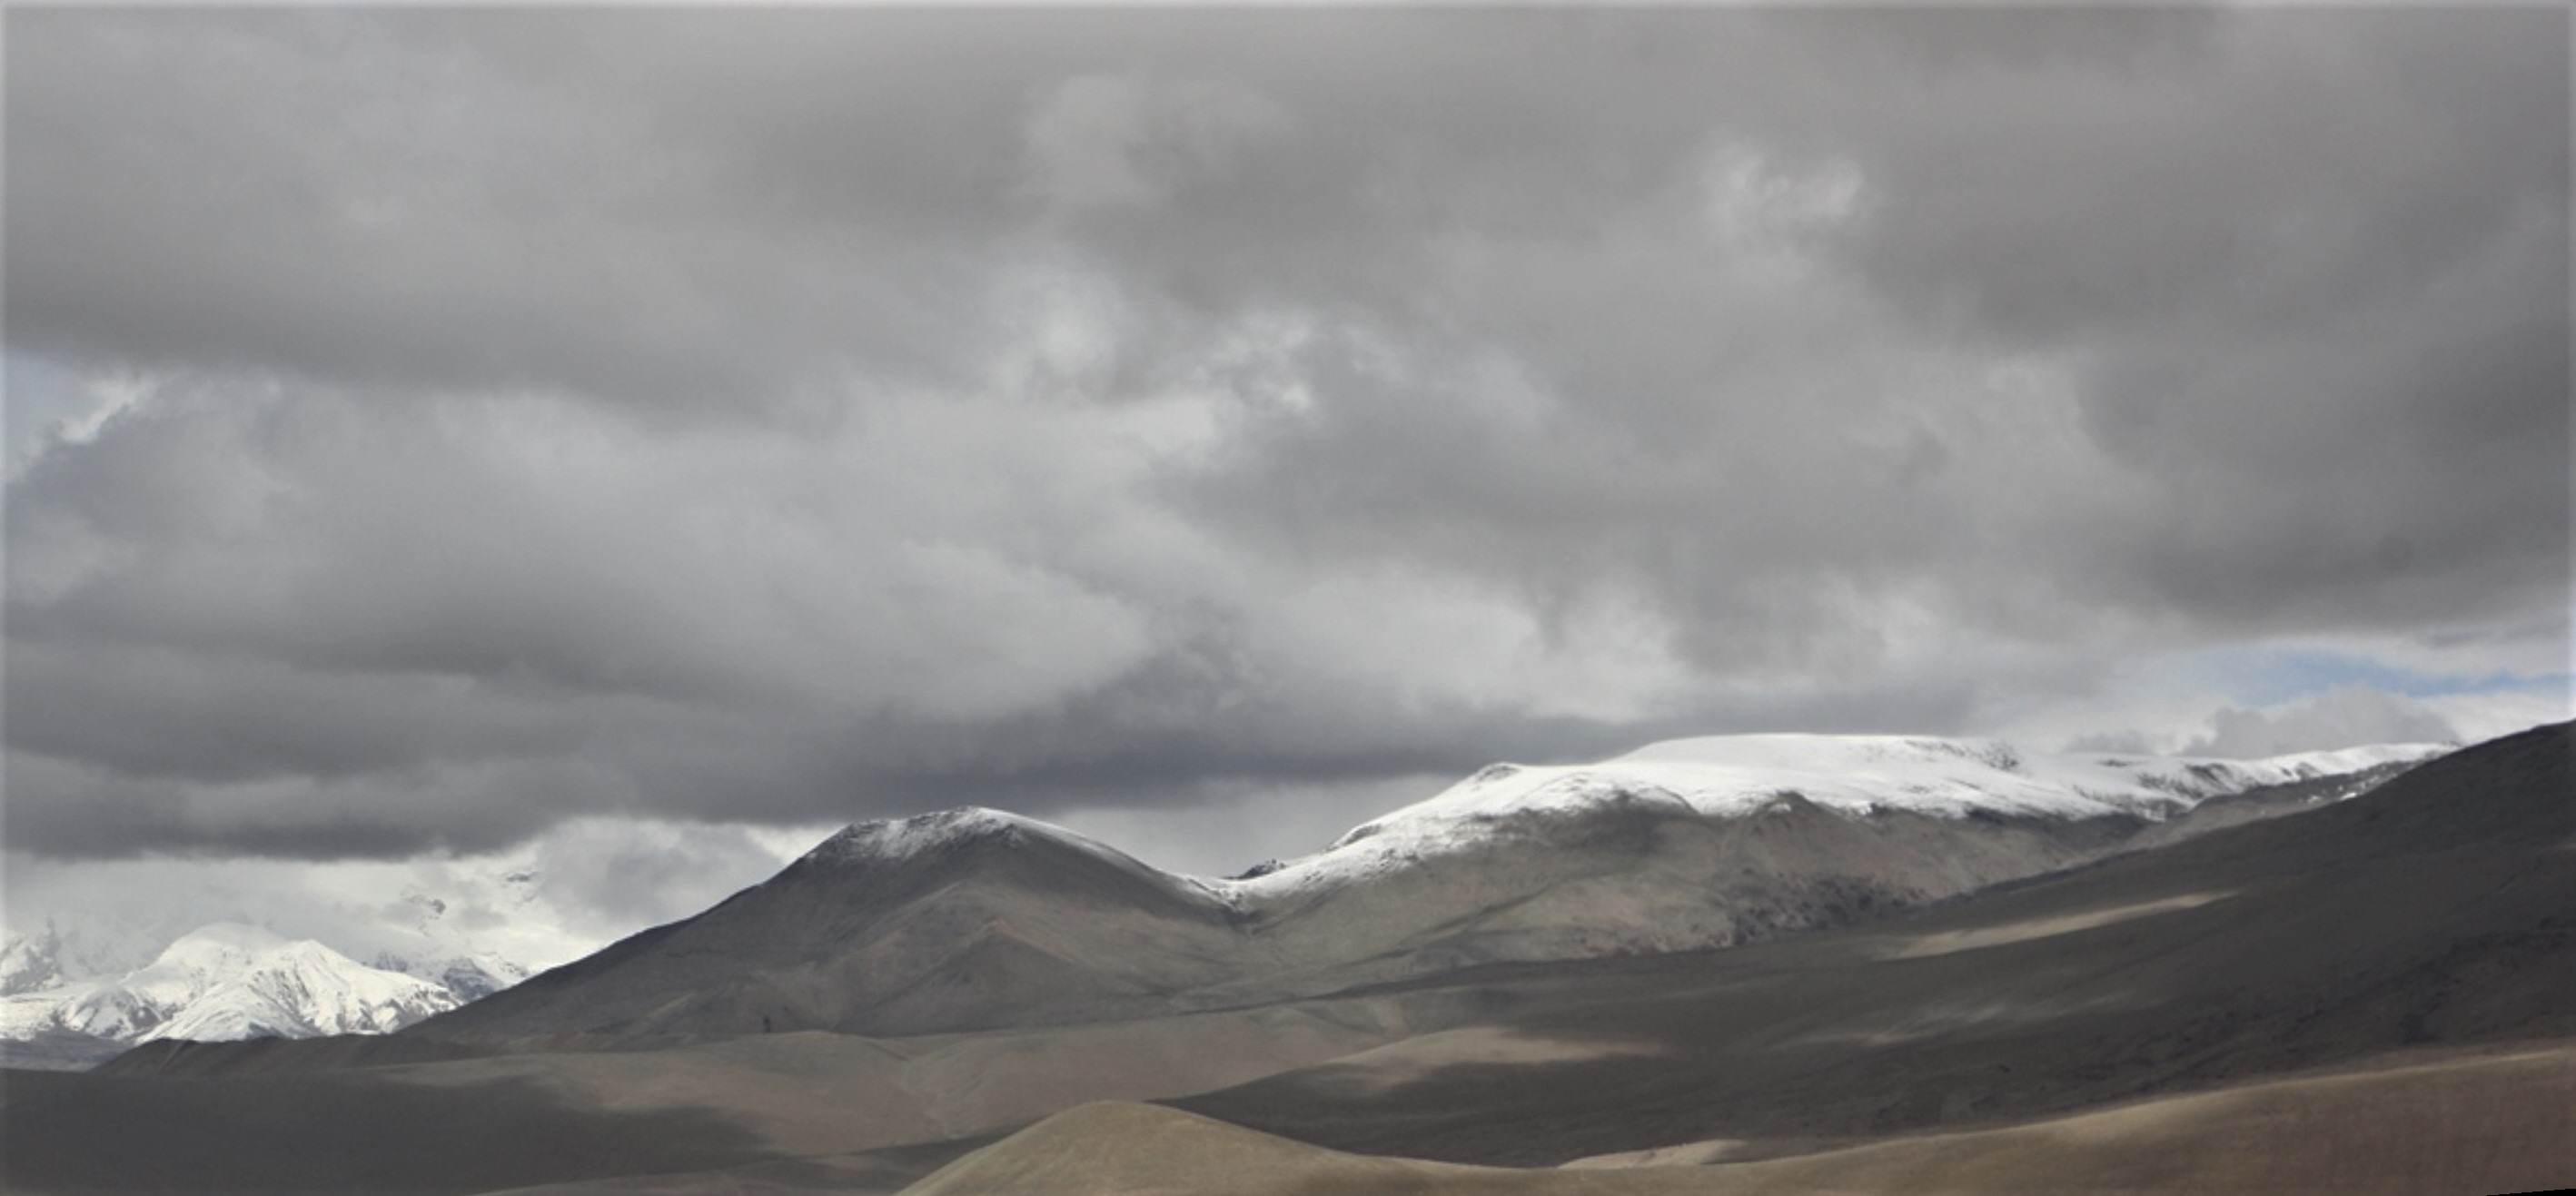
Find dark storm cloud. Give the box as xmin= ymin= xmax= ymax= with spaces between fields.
xmin=1182 ymin=7 xmax=2570 ymax=658
xmin=5 ymin=8 xmax=2566 ymax=860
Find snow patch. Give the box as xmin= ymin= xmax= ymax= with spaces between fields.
xmin=804 ymin=806 xmax=1187 ymax=880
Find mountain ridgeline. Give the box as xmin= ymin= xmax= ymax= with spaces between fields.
xmin=403 ymin=737 xmax=2441 ymax=1048
xmin=0 ymin=924 xmax=461 ymax=1071
xmin=31 ymin=725 xmax=2566 ymax=1196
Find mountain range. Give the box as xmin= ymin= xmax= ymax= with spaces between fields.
xmin=9 ymin=725 xmax=2562 ymax=1196
xmin=3 ymin=735 xmax=2436 ymax=1069
xmin=0 ymin=870 xmax=552 ymax=1070
xmin=0 ymin=923 xmax=463 ymax=1069
xmin=409 ymin=735 xmax=2440 ymax=1046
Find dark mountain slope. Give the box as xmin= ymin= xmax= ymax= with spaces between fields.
xmin=411 ymin=809 xmax=1253 ymax=1044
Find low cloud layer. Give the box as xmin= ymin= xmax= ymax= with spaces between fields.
xmin=2184 ymin=686 xmax=2463 ymax=759
xmin=5 ymin=9 xmax=2568 ymax=865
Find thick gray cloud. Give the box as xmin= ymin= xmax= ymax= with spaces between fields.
xmin=5 ymin=9 xmax=2567 ymax=862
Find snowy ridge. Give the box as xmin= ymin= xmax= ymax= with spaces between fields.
xmin=809 ymin=806 xmax=1160 ymax=875
xmin=143 ymin=940 xmax=459 ymax=1043
xmin=1231 ymin=735 xmax=2450 ymax=895
xmin=807 ymin=806 xmax=1070 ymax=864
xmin=788 ymin=736 xmax=2444 ymax=905
xmin=5 ymin=862 xmax=573 ymax=1013
xmin=0 ymin=923 xmax=458 ymax=1048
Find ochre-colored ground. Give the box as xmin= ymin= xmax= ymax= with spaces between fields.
xmin=904 ymin=1043 xmax=2576 ymax=1196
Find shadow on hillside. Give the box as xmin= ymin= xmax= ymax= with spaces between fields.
xmin=1 ymin=1063 xmax=781 ymax=1194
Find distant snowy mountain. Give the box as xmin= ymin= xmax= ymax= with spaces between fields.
xmin=142 ymin=938 xmax=461 ymax=1043
xmin=0 ymin=916 xmax=175 ymax=998
xmin=0 ymin=924 xmax=460 ymax=1068
xmin=2 ymin=862 xmax=573 ymax=1010
xmin=2 ymin=934 xmax=69 ymax=997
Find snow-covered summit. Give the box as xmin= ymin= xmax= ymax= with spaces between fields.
xmin=141 ymin=938 xmax=458 ymax=1043
xmin=0 ymin=922 xmax=460 ymax=1055
xmin=1234 ymin=734 xmax=2449 ymax=895
xmin=811 ymin=806 xmax=1057 ymax=861
xmin=143 ymin=922 xmax=293 ymax=973
xmin=806 ymin=806 xmax=1157 ymax=875
xmin=1596 ymin=734 xmax=2444 ymax=814
xmin=797 ymin=806 xmax=1249 ymax=914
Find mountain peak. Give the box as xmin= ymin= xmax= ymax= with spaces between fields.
xmin=807 ymin=806 xmax=1095 ymax=866
xmin=139 ymin=936 xmax=458 ymax=1044
xmin=4 ymin=923 xmax=461 ymax=1054
xmin=148 ymin=923 xmax=292 ymax=971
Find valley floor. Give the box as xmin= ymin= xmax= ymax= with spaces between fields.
xmin=899 ymin=1042 xmax=2576 ymax=1196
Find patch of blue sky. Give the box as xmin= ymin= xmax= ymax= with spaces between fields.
xmin=4 ymin=353 xmax=89 ymax=473
xmin=2195 ymin=646 xmax=2569 ymax=709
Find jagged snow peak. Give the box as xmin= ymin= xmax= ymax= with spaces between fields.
xmin=1 ymin=929 xmax=74 ymax=996
xmin=1233 ymin=735 xmax=2450 ymax=895
xmin=140 ymin=940 xmax=459 ymax=1043
xmin=5 ymin=861 xmax=576 ymax=1013
xmin=0 ymin=923 xmax=459 ymax=1047
xmin=0 ymin=915 xmax=177 ymax=997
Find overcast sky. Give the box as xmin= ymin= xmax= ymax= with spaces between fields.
xmin=5 ymin=8 xmax=2568 ymax=948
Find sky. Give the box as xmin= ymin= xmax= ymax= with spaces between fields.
xmin=4 ymin=8 xmax=2569 ymax=960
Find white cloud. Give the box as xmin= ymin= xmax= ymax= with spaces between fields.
xmin=2 ymin=816 xmax=827 ymax=980
xmin=2183 ymin=684 xmax=2462 ymax=757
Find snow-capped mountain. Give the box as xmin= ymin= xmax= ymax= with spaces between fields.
xmin=1235 ymin=736 xmax=2452 ymax=895
xmin=143 ymin=938 xmax=461 ymax=1043
xmin=3 ymin=932 xmax=74 ymax=997
xmin=3 ymin=861 xmax=572 ymax=1009
xmin=0 ymin=915 xmax=177 ymax=998
xmin=0 ymin=923 xmax=461 ymax=1066
xmin=408 ymin=734 xmax=2448 ymax=1048
xmin=12 ymin=923 xmax=301 ymax=1042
